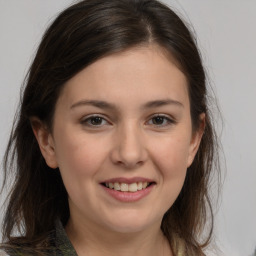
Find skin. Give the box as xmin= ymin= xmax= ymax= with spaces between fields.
xmin=33 ymin=45 xmax=205 ymax=256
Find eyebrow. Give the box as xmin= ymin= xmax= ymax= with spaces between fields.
xmin=70 ymin=99 xmax=184 ymax=110
xmin=70 ymin=100 xmax=116 ymax=110
xmin=142 ymin=99 xmax=184 ymax=109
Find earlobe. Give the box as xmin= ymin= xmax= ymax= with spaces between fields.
xmin=187 ymin=113 xmax=205 ymax=167
xmin=30 ymin=117 xmax=58 ymax=169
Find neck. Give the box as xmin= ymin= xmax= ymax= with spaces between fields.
xmin=65 ymin=217 xmax=172 ymax=256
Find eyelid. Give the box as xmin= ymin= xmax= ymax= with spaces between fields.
xmin=80 ymin=113 xmax=176 ymax=128
xmin=146 ymin=114 xmax=177 ymax=127
xmin=80 ymin=114 xmax=111 ymax=127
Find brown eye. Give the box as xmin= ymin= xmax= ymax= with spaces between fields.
xmin=90 ymin=116 xmax=104 ymax=125
xmin=147 ymin=115 xmax=175 ymax=127
xmin=81 ymin=115 xmax=108 ymax=127
xmin=152 ymin=116 xmax=165 ymax=125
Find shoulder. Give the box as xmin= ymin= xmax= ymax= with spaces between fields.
xmin=171 ymin=234 xmax=206 ymax=256
xmin=171 ymin=233 xmax=186 ymax=256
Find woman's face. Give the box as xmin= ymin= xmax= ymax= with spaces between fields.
xmin=38 ymin=46 xmax=203 ymax=234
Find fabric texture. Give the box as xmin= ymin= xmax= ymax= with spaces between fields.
xmin=0 ymin=220 xmax=77 ymax=256
xmin=54 ymin=220 xmax=77 ymax=256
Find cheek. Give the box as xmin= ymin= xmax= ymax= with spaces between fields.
xmin=53 ymin=132 xmax=109 ymax=209
xmin=54 ymin=131 xmax=107 ymax=179
xmin=151 ymin=135 xmax=191 ymax=176
xmin=151 ymin=137 xmax=189 ymax=209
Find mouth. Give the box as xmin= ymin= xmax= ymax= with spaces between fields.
xmin=100 ymin=178 xmax=156 ymax=202
xmin=100 ymin=181 xmax=155 ymax=193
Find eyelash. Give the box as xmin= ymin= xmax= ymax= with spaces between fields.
xmin=80 ymin=115 xmax=109 ymax=127
xmin=146 ymin=114 xmax=176 ymax=127
xmin=80 ymin=114 xmax=176 ymax=128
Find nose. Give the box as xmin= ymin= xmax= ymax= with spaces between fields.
xmin=110 ymin=123 xmax=148 ymax=169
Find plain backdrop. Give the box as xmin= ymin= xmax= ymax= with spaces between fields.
xmin=0 ymin=1 xmax=255 ymax=256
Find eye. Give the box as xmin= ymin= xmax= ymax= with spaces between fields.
xmin=81 ymin=115 xmax=109 ymax=127
xmin=147 ymin=115 xmax=175 ymax=127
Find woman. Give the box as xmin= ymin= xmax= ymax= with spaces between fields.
xmin=0 ymin=0 xmax=220 ymax=255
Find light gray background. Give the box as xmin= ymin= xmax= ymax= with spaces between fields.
xmin=0 ymin=1 xmax=255 ymax=256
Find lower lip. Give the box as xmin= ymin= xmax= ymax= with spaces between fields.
xmin=101 ymin=184 xmax=154 ymax=202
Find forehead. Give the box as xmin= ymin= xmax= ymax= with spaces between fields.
xmin=57 ymin=45 xmax=189 ymax=110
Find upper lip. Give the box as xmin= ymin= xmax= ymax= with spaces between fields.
xmin=100 ymin=177 xmax=155 ymax=184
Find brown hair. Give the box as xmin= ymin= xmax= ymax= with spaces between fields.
xmin=1 ymin=0 xmax=220 ymax=255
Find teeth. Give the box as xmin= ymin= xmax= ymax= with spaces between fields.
xmin=120 ymin=183 xmax=129 ymax=192
xmin=114 ymin=182 xmax=121 ymax=190
xmin=128 ymin=183 xmax=138 ymax=192
xmin=105 ymin=182 xmax=150 ymax=192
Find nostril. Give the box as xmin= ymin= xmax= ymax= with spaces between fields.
xmin=114 ymin=160 xmax=144 ymax=169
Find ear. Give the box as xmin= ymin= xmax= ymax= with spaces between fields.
xmin=187 ymin=113 xmax=205 ymax=168
xmin=30 ymin=117 xmax=58 ymax=169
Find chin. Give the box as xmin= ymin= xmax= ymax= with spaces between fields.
xmin=107 ymin=223 xmax=149 ymax=234
xmin=103 ymin=211 xmax=160 ymax=234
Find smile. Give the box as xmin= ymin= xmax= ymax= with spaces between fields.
xmin=100 ymin=177 xmax=156 ymax=202
xmin=103 ymin=182 xmax=151 ymax=192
